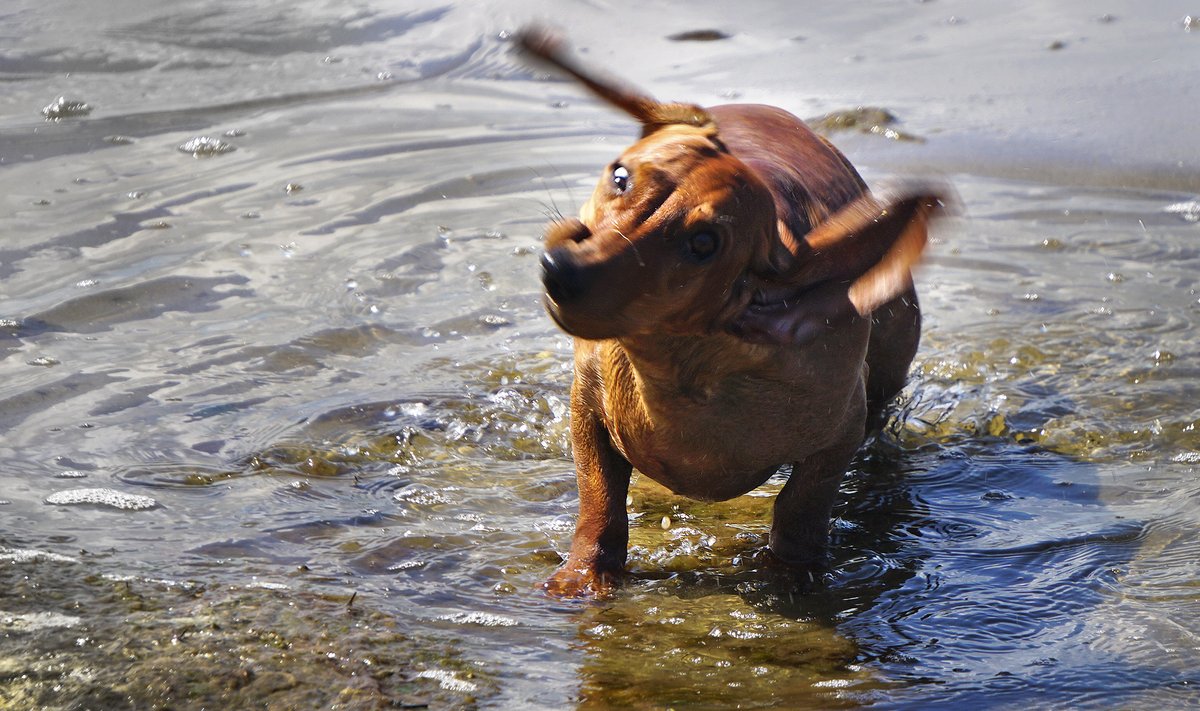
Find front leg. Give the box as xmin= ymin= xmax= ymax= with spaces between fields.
xmin=543 ymin=393 xmax=633 ymax=597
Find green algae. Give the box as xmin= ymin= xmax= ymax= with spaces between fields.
xmin=807 ymin=107 xmax=925 ymax=142
xmin=1 ymin=560 xmax=492 ymax=710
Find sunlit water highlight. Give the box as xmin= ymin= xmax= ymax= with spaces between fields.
xmin=2 ymin=1 xmax=1199 ymax=708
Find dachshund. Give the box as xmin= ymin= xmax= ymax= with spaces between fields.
xmin=518 ymin=27 xmax=946 ymax=597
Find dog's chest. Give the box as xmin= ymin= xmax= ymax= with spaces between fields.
xmin=605 ymin=368 xmax=862 ymax=501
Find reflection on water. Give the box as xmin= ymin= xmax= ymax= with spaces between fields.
xmin=3 ymin=0 xmax=1200 ymax=708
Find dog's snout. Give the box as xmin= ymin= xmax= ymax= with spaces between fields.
xmin=541 ymin=247 xmax=593 ymax=304
xmin=546 ymin=218 xmax=592 ymax=246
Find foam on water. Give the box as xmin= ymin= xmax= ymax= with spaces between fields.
xmin=416 ymin=669 xmax=478 ymax=693
xmin=45 ymin=488 xmax=158 ymax=511
xmin=2 ymin=611 xmax=83 ymax=632
xmin=438 ymin=611 xmax=518 ymax=627
xmin=0 ymin=547 xmax=81 ymax=564
xmin=1164 ymin=200 xmax=1200 ymax=223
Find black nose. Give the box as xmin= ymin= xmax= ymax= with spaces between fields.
xmin=541 ymin=247 xmax=592 ymax=304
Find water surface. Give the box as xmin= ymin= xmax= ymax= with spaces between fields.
xmin=2 ymin=1 xmax=1199 ymax=708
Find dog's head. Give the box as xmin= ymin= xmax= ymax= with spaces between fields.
xmin=539 ymin=119 xmax=781 ymax=340
xmin=520 ymin=27 xmax=944 ymax=344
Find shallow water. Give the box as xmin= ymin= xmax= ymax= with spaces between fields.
xmin=3 ymin=1 xmax=1200 ymax=708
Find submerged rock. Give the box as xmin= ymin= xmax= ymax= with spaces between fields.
xmin=0 ymin=566 xmax=494 ymax=709
xmin=807 ymin=106 xmax=925 ymax=142
xmin=42 ymin=96 xmax=93 ymax=120
xmin=178 ymin=136 xmax=237 ymax=157
xmin=667 ymin=29 xmax=731 ymax=42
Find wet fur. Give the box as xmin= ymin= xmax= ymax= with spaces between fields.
xmin=520 ymin=27 xmax=946 ymax=596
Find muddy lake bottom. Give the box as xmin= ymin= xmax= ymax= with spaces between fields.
xmin=3 ymin=2 xmax=1200 ymax=708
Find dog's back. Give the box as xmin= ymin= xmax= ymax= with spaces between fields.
xmin=712 ymin=103 xmax=922 ymax=419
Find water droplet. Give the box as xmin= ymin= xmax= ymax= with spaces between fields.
xmin=1106 ymin=272 xmax=1124 ymax=283
xmin=75 ymin=279 xmax=98 ymax=288
xmin=223 ymin=128 xmax=245 ymax=137
xmin=284 ymin=182 xmax=303 ymax=194
xmin=27 ymin=356 xmax=60 ymax=367
xmin=399 ymin=402 xmax=429 ymax=417
xmin=127 ymin=191 xmax=145 ymax=200
xmin=178 ymin=136 xmax=236 ymax=157
xmin=103 ymin=135 xmax=134 ymax=145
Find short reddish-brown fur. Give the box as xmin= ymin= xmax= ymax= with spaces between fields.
xmin=520 ymin=27 xmax=946 ymax=596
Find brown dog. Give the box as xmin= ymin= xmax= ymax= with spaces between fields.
xmin=520 ymin=28 xmax=945 ymax=597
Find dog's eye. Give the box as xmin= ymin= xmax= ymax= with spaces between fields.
xmin=687 ymin=231 xmax=719 ymax=262
xmin=611 ymin=165 xmax=630 ymax=193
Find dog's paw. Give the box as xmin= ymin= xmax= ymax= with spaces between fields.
xmin=541 ymin=563 xmax=622 ymax=598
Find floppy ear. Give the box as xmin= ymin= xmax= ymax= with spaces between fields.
xmin=729 ymin=189 xmax=945 ymax=346
xmin=516 ymin=24 xmax=717 ymax=136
